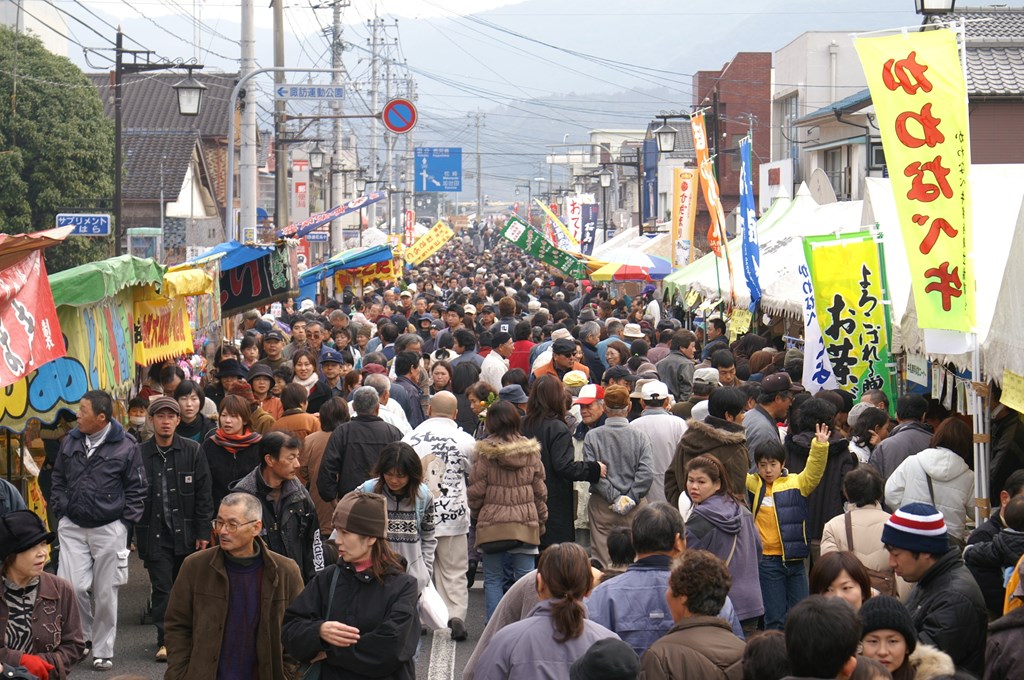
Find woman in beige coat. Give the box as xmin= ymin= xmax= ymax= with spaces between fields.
xmin=468 ymin=400 xmax=548 ymax=622
xmin=820 ymin=466 xmax=911 ymax=599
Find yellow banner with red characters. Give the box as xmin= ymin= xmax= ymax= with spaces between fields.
xmin=671 ymin=167 xmax=699 ymax=268
xmin=856 ymin=28 xmax=973 ymax=332
xmin=333 ymin=259 xmax=401 ymax=288
xmin=133 ymin=296 xmax=194 ymax=366
xmin=405 ymin=220 xmax=455 ymax=266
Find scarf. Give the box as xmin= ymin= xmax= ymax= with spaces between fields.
xmin=209 ymin=428 xmax=262 ymax=455
xmin=3 ymin=576 xmax=39 ymax=653
xmin=293 ymin=372 xmax=320 ymax=392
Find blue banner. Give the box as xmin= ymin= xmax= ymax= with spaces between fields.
xmin=276 ymin=192 xmax=387 ymax=239
xmin=642 ymin=139 xmax=658 ymax=223
xmin=580 ymin=204 xmax=599 ymax=256
xmin=739 ymin=138 xmax=762 ymax=311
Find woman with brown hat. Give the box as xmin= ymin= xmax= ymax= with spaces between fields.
xmin=282 ymin=490 xmax=420 ymax=680
xmin=0 ymin=510 xmax=86 ymax=679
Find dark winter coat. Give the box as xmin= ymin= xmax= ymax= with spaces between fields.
xmin=580 ymin=340 xmax=605 ymax=384
xmin=231 ymin=466 xmax=325 ymax=583
xmin=176 ymin=414 xmax=216 ymax=444
xmin=965 ymin=528 xmax=1024 ymax=618
xmin=282 ymin=562 xmax=419 ymax=680
xmin=390 ymin=375 xmax=426 ymax=429
xmin=904 ymin=548 xmax=988 ymax=676
xmin=984 ymin=606 xmax=1024 ymax=680
xmin=468 ymin=436 xmax=548 ymax=548
xmin=868 ymin=420 xmax=934 ymax=481
xmin=967 ymin=511 xmax=1011 ymax=617
xmin=666 ymin=416 xmax=748 ymax=506
xmin=50 ymin=420 xmax=148 ymax=528
xmin=137 ymin=434 xmax=214 ymax=560
xmin=522 ymin=416 xmax=601 ymax=547
xmin=784 ymin=431 xmax=858 ymax=544
xmin=316 ymin=415 xmax=403 ymax=503
xmin=200 ymin=437 xmax=263 ymax=509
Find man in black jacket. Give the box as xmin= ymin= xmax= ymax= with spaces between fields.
xmin=51 ymin=390 xmax=148 ymax=671
xmin=883 ymin=502 xmax=987 ymax=676
xmin=137 ymin=396 xmax=214 ymax=661
xmin=232 ymin=431 xmax=324 ymax=583
xmin=317 ymin=386 xmax=403 ymax=504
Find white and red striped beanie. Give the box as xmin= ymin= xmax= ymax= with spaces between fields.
xmin=882 ymin=503 xmax=949 ymax=554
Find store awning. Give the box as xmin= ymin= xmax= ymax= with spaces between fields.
xmin=299 ymin=245 xmax=394 ymax=286
xmin=49 ymin=255 xmax=166 ymax=307
xmin=184 ymin=240 xmax=275 ymax=271
xmin=162 ymin=268 xmax=213 ymax=297
xmin=0 ymin=226 xmax=73 ymax=271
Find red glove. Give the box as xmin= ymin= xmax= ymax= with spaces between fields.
xmin=19 ymin=654 xmax=55 ymax=680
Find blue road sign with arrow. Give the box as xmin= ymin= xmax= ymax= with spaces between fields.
xmin=275 ymin=85 xmax=345 ymax=100
xmin=415 ymin=147 xmax=462 ymax=193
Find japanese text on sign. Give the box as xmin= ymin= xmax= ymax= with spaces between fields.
xmin=856 ymin=28 xmax=973 ymax=332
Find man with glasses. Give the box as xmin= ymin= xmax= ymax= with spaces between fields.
xmin=137 ymin=397 xmax=213 ymax=662
xmin=230 ymin=431 xmax=323 ymax=582
xmin=164 ymin=492 xmax=304 ymax=680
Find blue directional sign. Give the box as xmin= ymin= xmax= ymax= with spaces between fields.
xmin=275 ymin=85 xmax=345 ymax=101
xmin=415 ymin=147 xmax=462 ymax=193
xmin=56 ymin=213 xmax=111 ymax=236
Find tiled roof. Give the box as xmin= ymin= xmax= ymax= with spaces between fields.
xmin=88 ymin=72 xmax=237 ymax=137
xmin=967 ymin=46 xmax=1024 ymax=95
xmin=927 ymin=7 xmax=1024 ymax=42
xmin=122 ymin=130 xmax=198 ymax=201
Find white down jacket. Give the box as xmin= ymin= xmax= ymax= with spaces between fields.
xmin=884 ymin=447 xmax=975 ymax=541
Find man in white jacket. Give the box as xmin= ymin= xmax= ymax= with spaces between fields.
xmin=628 ymin=380 xmax=686 ymax=504
xmin=403 ymin=391 xmax=476 ymax=641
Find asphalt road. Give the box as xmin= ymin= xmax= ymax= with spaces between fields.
xmin=86 ymin=552 xmax=487 ymax=680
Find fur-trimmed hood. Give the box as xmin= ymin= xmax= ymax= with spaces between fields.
xmin=685 ymin=416 xmax=746 ymax=447
xmin=909 ymin=643 xmax=955 ymax=680
xmin=475 ymin=436 xmax=542 ymax=469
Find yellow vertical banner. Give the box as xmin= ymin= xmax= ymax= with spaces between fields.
xmin=690 ymin=112 xmax=726 ymax=258
xmin=855 ymin=28 xmax=973 ymax=332
xmin=405 ymin=221 xmax=455 ymax=266
xmin=671 ymin=167 xmax=699 ymax=268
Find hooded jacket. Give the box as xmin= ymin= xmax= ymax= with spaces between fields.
xmin=869 ymin=420 xmax=934 ymax=481
xmin=907 ymin=644 xmax=956 ymax=680
xmin=666 ymin=416 xmax=748 ymax=507
xmin=904 ymin=548 xmax=988 ymax=676
xmin=885 ymin=447 xmax=975 ymax=541
xmin=50 ymin=420 xmax=148 ymax=528
xmin=282 ymin=562 xmax=419 ymax=680
xmin=231 ymin=466 xmax=325 ymax=583
xmin=686 ymin=494 xmax=764 ymax=620
xmin=468 ymin=436 xmax=548 ymax=548
xmin=639 ymin=615 xmax=745 ymax=680
xmin=784 ymin=431 xmax=858 ymax=544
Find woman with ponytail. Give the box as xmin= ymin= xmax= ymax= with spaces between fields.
xmin=470 ymin=543 xmax=620 ymax=680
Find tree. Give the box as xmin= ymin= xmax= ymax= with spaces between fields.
xmin=0 ymin=25 xmax=114 ymax=272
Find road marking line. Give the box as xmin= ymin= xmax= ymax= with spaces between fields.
xmin=427 ymin=628 xmax=456 ymax=680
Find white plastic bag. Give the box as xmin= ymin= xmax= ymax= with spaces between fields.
xmin=419 ymin=582 xmax=449 ymax=630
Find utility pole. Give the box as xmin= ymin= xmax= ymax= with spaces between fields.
xmin=239 ymin=0 xmax=257 ymax=242
xmin=273 ymin=0 xmax=288 ymax=232
xmin=405 ymin=76 xmax=415 ymax=240
xmin=367 ymin=16 xmax=380 ymax=230
xmin=384 ymin=55 xmax=393 ymax=232
xmin=330 ymin=0 xmax=348 ymax=254
xmin=475 ymin=110 xmax=483 ymax=224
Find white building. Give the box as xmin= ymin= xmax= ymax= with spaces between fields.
xmin=0 ymin=0 xmax=68 ymax=57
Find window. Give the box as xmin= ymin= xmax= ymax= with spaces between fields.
xmin=824 ymin=147 xmax=850 ymax=200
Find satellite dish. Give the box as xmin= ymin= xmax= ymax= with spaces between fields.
xmin=807 ymin=168 xmax=838 ymax=205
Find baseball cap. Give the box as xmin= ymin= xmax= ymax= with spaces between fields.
xmin=574 ymin=384 xmax=605 ymax=405
xmin=320 ymin=349 xmax=345 ymax=365
xmin=148 ymin=396 xmax=180 ymax=416
xmin=562 ymin=370 xmax=589 ymax=388
xmin=263 ymin=330 xmax=284 ymax=342
xmin=464 ymin=304 xmax=477 ymax=315
xmin=400 ymin=290 xmax=412 ymax=298
xmin=693 ymin=367 xmax=722 ymax=387
xmin=551 ymin=338 xmax=577 ymax=356
xmin=551 ymin=328 xmax=573 ymax=342
xmin=761 ymin=372 xmax=802 ymax=395
xmin=640 ymin=380 xmax=670 ymax=401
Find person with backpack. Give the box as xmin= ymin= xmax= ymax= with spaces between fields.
xmin=820 ymin=466 xmax=909 ymax=599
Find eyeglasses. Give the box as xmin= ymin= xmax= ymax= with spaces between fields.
xmin=212 ymin=519 xmax=259 ymax=533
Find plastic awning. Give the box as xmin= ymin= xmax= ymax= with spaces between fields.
xmin=162 ymin=268 xmax=214 ymax=297
xmin=184 ymin=240 xmax=275 ymax=271
xmin=48 ymin=255 xmax=166 ymax=307
xmin=299 ymin=245 xmax=394 ymax=286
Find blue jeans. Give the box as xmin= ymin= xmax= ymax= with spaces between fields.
xmin=482 ymin=551 xmax=535 ymax=622
xmin=759 ymin=555 xmax=808 ymax=631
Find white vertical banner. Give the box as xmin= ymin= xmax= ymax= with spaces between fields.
xmin=564 ymin=194 xmax=583 ymax=245
xmin=291 ymin=159 xmax=310 ymax=224
xmin=797 ymin=254 xmax=838 ymax=392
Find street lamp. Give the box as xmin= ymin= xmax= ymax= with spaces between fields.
xmin=171 ymin=68 xmax=207 ymax=116
xmin=308 ymin=143 xmax=325 ymax=171
xmin=598 ymin=168 xmax=612 ymax=189
xmin=915 ymin=0 xmax=955 ymax=14
xmin=356 ymin=175 xmax=368 ymax=194
xmin=654 ymin=121 xmax=678 ymax=154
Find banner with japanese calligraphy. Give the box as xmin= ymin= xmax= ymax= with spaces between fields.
xmin=580 ymin=204 xmax=599 ymax=256
xmin=334 ymin=259 xmax=399 ymax=287
xmin=501 ymin=215 xmax=586 ymax=279
xmin=535 ymin=199 xmax=578 ymax=252
xmin=803 ymin=231 xmax=895 ymax=404
xmin=855 ymin=28 xmax=973 ymax=332
xmin=220 ymin=244 xmax=298 ymax=316
xmin=739 ymin=138 xmax=762 ymax=311
xmin=405 ymin=220 xmax=455 ymax=266
xmin=0 ymin=289 xmax=136 ymax=432
xmin=797 ymin=254 xmax=838 ymax=394
xmin=671 ymin=167 xmax=699 ymax=268
xmin=691 ymin=112 xmax=726 ymax=257
xmin=133 ymin=296 xmax=194 ymax=366
xmin=0 ymin=251 xmax=65 ymax=388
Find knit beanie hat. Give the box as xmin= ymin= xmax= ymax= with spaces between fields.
xmin=569 ymin=638 xmax=640 ymax=680
xmin=332 ymin=491 xmax=388 ymax=539
xmin=858 ymin=595 xmax=918 ymax=655
xmin=881 ymin=503 xmax=949 ymax=554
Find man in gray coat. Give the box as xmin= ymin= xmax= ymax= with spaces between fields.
xmin=869 ymin=394 xmax=933 ymax=482
xmin=657 ymin=330 xmax=697 ymax=402
xmin=743 ymin=373 xmax=800 ymax=465
xmin=583 ymin=385 xmax=654 ymax=567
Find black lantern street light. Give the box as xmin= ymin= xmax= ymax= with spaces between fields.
xmin=915 ymin=0 xmax=955 ymax=14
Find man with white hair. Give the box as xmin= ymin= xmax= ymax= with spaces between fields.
xmin=362 ymin=373 xmax=412 ymax=436
xmin=316 ymin=386 xmax=403 ymax=502
xmin=403 ymin=392 xmax=476 ymax=641
xmin=629 ymin=380 xmax=687 ymax=504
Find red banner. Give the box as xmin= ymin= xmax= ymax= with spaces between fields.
xmin=0 ymin=251 xmax=65 ymax=388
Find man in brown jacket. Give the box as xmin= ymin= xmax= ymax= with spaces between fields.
xmin=164 ymin=492 xmax=304 ymax=680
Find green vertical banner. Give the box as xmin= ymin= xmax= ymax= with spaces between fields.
xmin=501 ymin=215 xmax=586 ymax=279
xmin=803 ymin=230 xmax=896 ymax=405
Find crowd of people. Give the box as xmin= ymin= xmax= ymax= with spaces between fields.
xmin=2 ymin=233 xmax=1024 ymax=680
